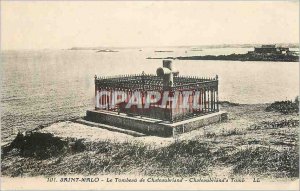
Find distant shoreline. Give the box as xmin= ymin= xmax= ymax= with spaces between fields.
xmin=68 ymin=43 xmax=299 ymax=50
xmin=147 ymin=53 xmax=299 ymax=62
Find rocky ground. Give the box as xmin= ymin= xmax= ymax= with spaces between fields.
xmin=1 ymin=102 xmax=299 ymax=181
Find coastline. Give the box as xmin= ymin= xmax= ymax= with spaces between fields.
xmin=147 ymin=53 xmax=299 ymax=62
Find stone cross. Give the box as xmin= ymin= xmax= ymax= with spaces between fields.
xmin=156 ymin=60 xmax=179 ymax=89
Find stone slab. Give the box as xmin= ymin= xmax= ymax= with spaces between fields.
xmin=85 ymin=110 xmax=228 ymax=137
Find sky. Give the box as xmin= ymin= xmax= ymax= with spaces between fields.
xmin=1 ymin=1 xmax=299 ymax=50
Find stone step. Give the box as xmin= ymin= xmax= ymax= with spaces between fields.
xmin=75 ymin=119 xmax=146 ymax=137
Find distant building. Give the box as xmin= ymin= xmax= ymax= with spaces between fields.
xmin=251 ymin=44 xmax=290 ymax=55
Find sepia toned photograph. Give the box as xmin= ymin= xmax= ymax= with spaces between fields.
xmin=0 ymin=1 xmax=299 ymax=190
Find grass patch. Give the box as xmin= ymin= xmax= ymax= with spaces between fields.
xmin=220 ymin=128 xmax=245 ymax=136
xmin=227 ymin=146 xmax=299 ymax=178
xmin=2 ymin=139 xmax=214 ymax=177
xmin=81 ymin=140 xmax=214 ymax=176
xmin=2 ymin=134 xmax=299 ymax=178
xmin=151 ymin=141 xmax=213 ymax=176
xmin=204 ymin=132 xmax=217 ymax=138
xmin=248 ymin=119 xmax=299 ymax=130
xmin=266 ymin=97 xmax=299 ymax=114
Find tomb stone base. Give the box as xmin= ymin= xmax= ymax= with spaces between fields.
xmin=85 ymin=110 xmax=228 ymax=137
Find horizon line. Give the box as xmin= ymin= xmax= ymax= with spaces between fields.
xmin=1 ymin=42 xmax=299 ymax=51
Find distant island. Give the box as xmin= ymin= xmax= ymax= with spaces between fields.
xmin=96 ymin=49 xmax=118 ymax=53
xmin=190 ymin=48 xmax=202 ymax=51
xmin=154 ymin=50 xmax=174 ymax=53
xmin=147 ymin=45 xmax=299 ymax=62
